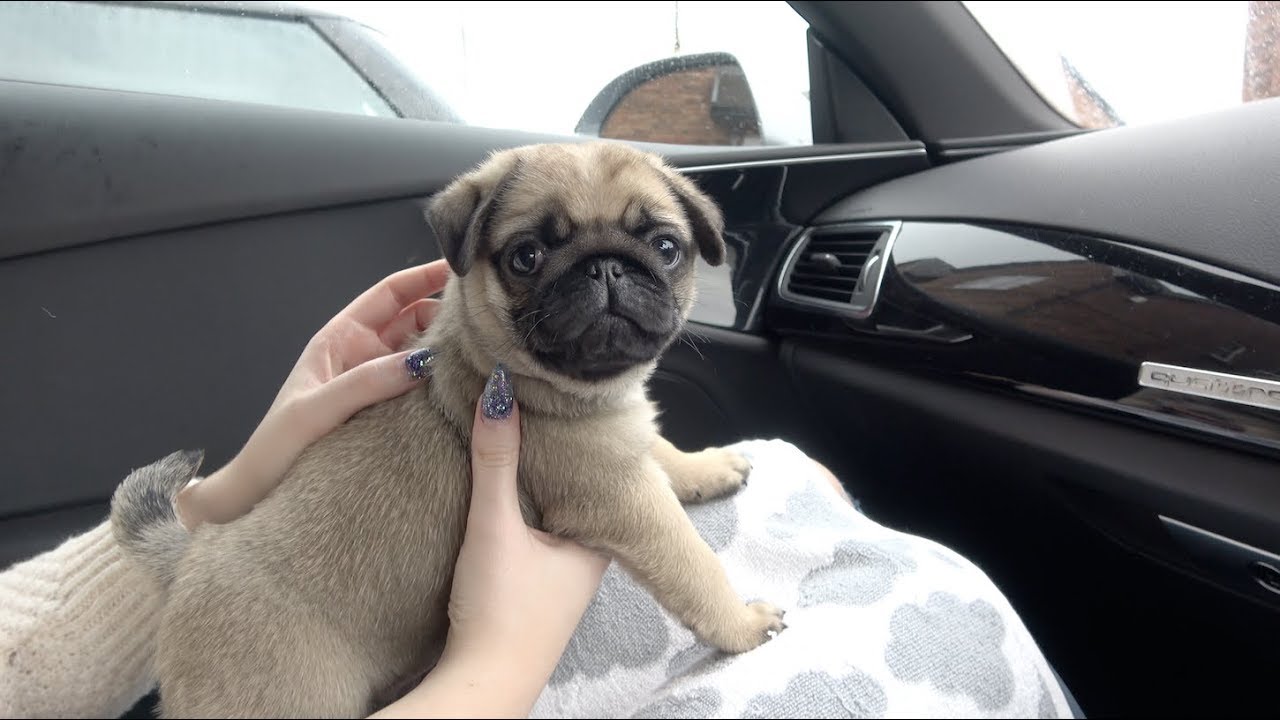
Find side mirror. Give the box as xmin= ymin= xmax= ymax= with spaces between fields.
xmin=576 ymin=52 xmax=763 ymax=146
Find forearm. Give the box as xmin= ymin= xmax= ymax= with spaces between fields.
xmin=369 ymin=648 xmax=550 ymax=719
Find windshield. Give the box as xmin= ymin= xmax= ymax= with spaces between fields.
xmin=963 ymin=1 xmax=1278 ymax=129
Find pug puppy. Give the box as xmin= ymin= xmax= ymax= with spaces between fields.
xmin=111 ymin=141 xmax=785 ymax=718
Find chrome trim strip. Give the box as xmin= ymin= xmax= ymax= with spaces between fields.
xmin=1158 ymin=515 xmax=1280 ymax=566
xmin=1138 ymin=362 xmax=1280 ymax=413
xmin=1112 ymin=242 xmax=1280 ymax=294
xmin=678 ymin=148 xmax=926 ymax=173
xmin=938 ymin=146 xmax=1011 ymax=159
xmin=774 ymin=220 xmax=903 ymax=322
xmin=1014 ymin=382 xmax=1280 ymax=454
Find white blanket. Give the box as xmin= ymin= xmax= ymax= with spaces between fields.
xmin=531 ymin=439 xmax=1076 ymax=719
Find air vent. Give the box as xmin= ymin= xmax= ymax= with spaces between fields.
xmin=784 ymin=229 xmax=882 ymax=302
xmin=777 ymin=221 xmax=900 ymax=320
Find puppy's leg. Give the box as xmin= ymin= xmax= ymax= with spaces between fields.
xmin=652 ymin=435 xmax=751 ymax=504
xmin=156 ymin=580 xmax=376 ymax=719
xmin=545 ymin=456 xmax=783 ymax=654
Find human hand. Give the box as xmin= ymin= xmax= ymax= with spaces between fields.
xmin=175 ymin=261 xmax=451 ymax=530
xmin=372 ymin=365 xmax=609 ymax=719
xmin=444 ymin=365 xmax=610 ymax=672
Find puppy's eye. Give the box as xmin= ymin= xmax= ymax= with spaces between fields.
xmin=651 ymin=236 xmax=681 ymax=268
xmin=509 ymin=243 xmax=544 ymax=275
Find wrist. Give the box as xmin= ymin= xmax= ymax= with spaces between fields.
xmin=372 ymin=646 xmax=545 ymax=719
xmin=444 ymin=634 xmax=553 ymax=704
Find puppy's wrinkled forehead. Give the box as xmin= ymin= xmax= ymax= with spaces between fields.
xmin=425 ymin=141 xmax=726 ymax=276
xmin=491 ymin=145 xmax=682 ymax=240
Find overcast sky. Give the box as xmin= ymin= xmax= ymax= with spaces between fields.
xmin=298 ymin=0 xmax=1256 ymax=138
xmin=964 ymin=1 xmax=1250 ymax=126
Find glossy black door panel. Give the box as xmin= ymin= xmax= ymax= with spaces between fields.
xmin=769 ymin=220 xmax=1280 ymax=459
xmin=682 ymin=147 xmax=929 ymax=332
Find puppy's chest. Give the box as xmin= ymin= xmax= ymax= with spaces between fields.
xmin=514 ymin=405 xmax=658 ymax=513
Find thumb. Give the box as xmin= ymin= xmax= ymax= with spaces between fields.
xmin=305 ymin=347 xmax=434 ymax=434
xmin=468 ymin=364 xmax=523 ymax=531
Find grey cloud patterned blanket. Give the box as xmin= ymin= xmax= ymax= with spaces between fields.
xmin=530 ymin=439 xmax=1075 ymax=719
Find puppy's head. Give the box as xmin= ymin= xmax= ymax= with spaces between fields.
xmin=425 ymin=142 xmax=725 ymax=386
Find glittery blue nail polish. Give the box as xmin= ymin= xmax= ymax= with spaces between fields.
xmin=481 ymin=363 xmax=514 ymax=420
xmin=405 ymin=348 xmax=435 ymax=380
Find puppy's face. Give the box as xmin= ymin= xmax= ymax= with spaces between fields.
xmin=426 ymin=142 xmax=725 ymax=385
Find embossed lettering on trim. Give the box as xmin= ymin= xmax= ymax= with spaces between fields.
xmin=1139 ymin=362 xmax=1280 ymax=412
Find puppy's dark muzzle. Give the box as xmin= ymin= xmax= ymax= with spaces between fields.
xmin=583 ymin=256 xmax=625 ymax=281
xmin=524 ymin=253 xmax=680 ymax=380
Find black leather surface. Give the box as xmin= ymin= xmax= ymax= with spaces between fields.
xmin=0 ymin=198 xmax=436 ymax=517
xmin=818 ymin=97 xmax=1280 ymax=287
xmin=0 ymin=80 xmax=922 ymax=261
xmin=786 ymin=344 xmax=1280 ymax=556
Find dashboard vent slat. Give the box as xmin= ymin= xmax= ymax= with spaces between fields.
xmin=783 ymin=228 xmax=886 ymax=305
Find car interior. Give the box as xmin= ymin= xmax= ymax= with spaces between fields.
xmin=3 ymin=1 xmax=1280 ymax=717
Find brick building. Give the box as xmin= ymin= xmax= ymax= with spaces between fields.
xmin=1245 ymin=0 xmax=1280 ymax=101
xmin=600 ymin=64 xmax=763 ymax=146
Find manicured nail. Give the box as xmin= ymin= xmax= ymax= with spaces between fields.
xmin=405 ymin=348 xmax=435 ymax=380
xmin=481 ymin=363 xmax=514 ymax=420
xmin=173 ymin=480 xmax=201 ymax=531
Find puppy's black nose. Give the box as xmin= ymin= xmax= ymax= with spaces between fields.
xmin=584 ymin=257 xmax=626 ymax=281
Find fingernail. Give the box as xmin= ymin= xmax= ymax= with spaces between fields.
xmin=405 ymin=348 xmax=435 ymax=380
xmin=173 ymin=480 xmax=201 ymax=531
xmin=481 ymin=363 xmax=514 ymax=420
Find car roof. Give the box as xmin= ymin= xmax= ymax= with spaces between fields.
xmin=82 ymin=0 xmax=350 ymax=22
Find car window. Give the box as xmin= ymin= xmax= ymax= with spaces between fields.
xmin=292 ymin=0 xmax=815 ymax=147
xmin=0 ymin=1 xmax=398 ymax=118
xmin=1 ymin=1 xmax=812 ymax=147
xmin=963 ymin=1 xmax=1279 ymax=130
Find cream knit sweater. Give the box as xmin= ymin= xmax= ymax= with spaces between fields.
xmin=0 ymin=519 xmax=162 ymax=719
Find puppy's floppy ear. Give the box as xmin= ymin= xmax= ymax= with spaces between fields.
xmin=424 ymin=150 xmax=522 ymax=276
xmin=652 ymin=162 xmax=727 ymax=267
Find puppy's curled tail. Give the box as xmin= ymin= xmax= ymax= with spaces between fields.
xmin=109 ymin=448 xmax=204 ymax=588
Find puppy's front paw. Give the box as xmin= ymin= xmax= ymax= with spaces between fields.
xmin=673 ymin=448 xmax=752 ymax=504
xmin=705 ymin=601 xmax=787 ymax=654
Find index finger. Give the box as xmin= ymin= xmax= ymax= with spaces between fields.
xmin=335 ymin=260 xmax=451 ymax=332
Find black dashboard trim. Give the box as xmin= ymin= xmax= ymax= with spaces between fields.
xmin=766 ymin=218 xmax=1280 ymax=461
xmin=817 ymin=98 xmax=1280 ymax=289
